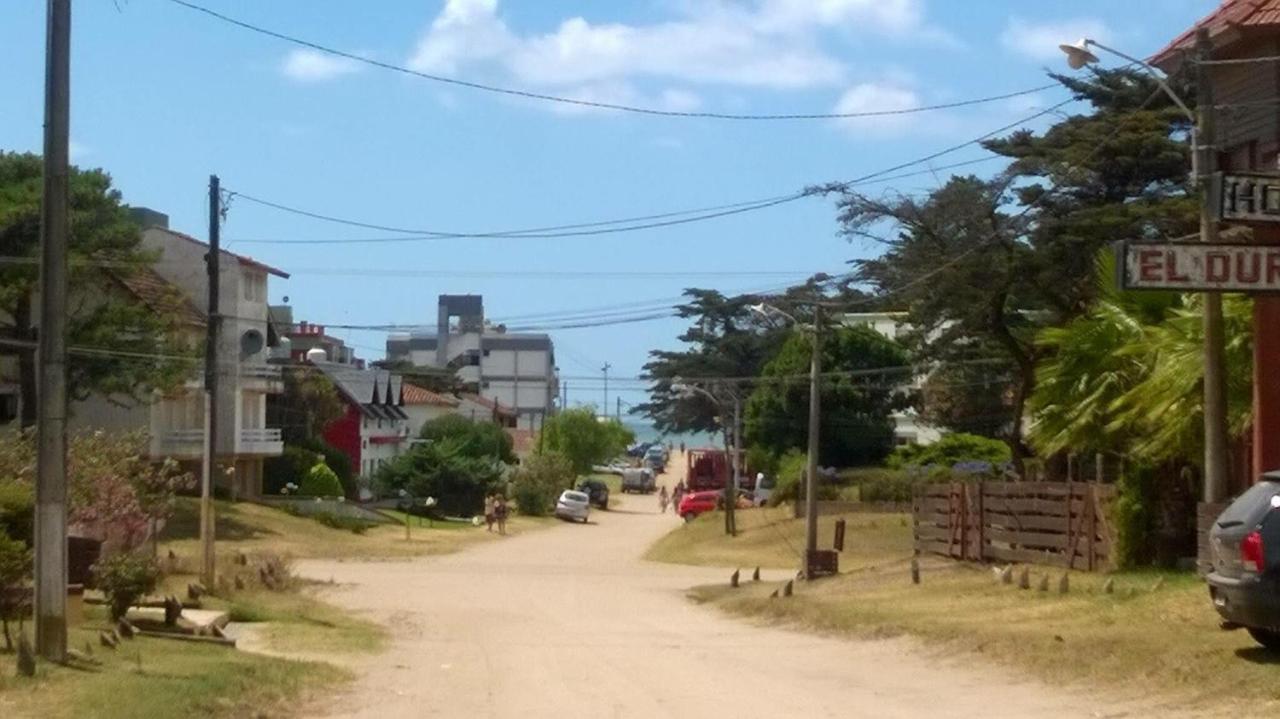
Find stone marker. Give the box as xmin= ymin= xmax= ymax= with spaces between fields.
xmin=164 ymin=595 xmax=183 ymax=626
xmin=187 ymin=583 xmax=204 ymax=600
xmin=752 ymin=567 xmax=760 ymax=582
xmin=730 ymin=569 xmax=740 ymax=588
xmin=769 ymin=588 xmax=779 ymax=599
xmin=235 ymin=551 xmax=248 ymax=566
xmin=16 ymin=634 xmax=35 ymax=677
xmin=235 ymin=574 xmax=246 ymax=591
xmin=117 ymin=619 xmax=136 ymax=639
xmin=1017 ymin=567 xmax=1030 ymax=590
xmin=99 ymin=630 xmax=118 ymax=649
xmin=1102 ymin=578 xmax=1114 ymax=594
xmin=910 ymin=558 xmax=920 ymax=585
xmin=783 ymin=580 xmax=794 ymax=597
xmin=999 ymin=565 xmax=1013 ymax=585
xmin=1058 ymin=574 xmax=1070 ymax=595
xmin=1037 ymin=574 xmax=1049 ymax=592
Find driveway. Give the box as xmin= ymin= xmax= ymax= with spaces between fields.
xmin=295 ymin=484 xmax=1157 ymax=718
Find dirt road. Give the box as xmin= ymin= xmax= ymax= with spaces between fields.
xmin=296 ymin=485 xmax=1149 ymax=718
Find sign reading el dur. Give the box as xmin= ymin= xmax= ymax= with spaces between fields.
xmin=1220 ymin=173 xmax=1280 ymax=222
xmin=1117 ymin=242 xmax=1280 ymax=292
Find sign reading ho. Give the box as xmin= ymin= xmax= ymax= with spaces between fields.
xmin=1219 ymin=172 xmax=1280 ymax=222
xmin=1117 ymin=241 xmax=1280 ymax=292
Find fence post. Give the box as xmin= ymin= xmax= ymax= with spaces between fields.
xmin=1087 ymin=484 xmax=1097 ymax=572
xmin=1095 ymin=452 xmax=1105 ymax=483
xmin=975 ymin=481 xmax=985 ymax=562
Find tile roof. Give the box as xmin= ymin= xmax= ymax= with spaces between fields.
xmin=459 ymin=393 xmax=516 ymax=417
xmin=1151 ymin=0 xmax=1280 ymax=68
xmin=401 ymin=382 xmax=460 ymax=407
xmin=108 ymin=267 xmax=206 ymax=327
xmin=151 ymin=227 xmax=290 ymax=278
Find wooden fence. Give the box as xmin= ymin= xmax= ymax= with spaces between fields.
xmin=913 ymin=482 xmax=1116 ymax=571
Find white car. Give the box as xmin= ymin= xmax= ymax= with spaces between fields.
xmin=555 ymin=490 xmax=591 ymax=523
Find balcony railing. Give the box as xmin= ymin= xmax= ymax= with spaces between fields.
xmin=156 ymin=429 xmax=204 ymax=459
xmin=238 ymin=427 xmax=283 ymax=455
xmin=241 ymin=364 xmax=282 ymax=380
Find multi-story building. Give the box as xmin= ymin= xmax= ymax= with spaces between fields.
xmin=385 ymin=295 xmax=558 ymax=431
xmin=316 ymin=362 xmax=409 ymax=482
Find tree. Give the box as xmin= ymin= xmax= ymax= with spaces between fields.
xmin=0 ymin=532 xmax=29 ymax=650
xmin=744 ymin=325 xmax=908 ymax=467
xmin=823 ymin=69 xmax=1198 ymax=469
xmin=419 ymin=414 xmax=515 ymax=464
xmin=270 ymin=369 xmax=344 ymax=445
xmin=510 ymin=451 xmax=574 ymax=516
xmin=0 ymin=152 xmax=194 ymax=426
xmin=539 ymin=407 xmax=635 ymax=476
xmin=375 ymin=441 xmax=503 ymax=516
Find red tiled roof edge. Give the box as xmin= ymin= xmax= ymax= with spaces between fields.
xmin=1151 ymin=0 xmax=1280 ymax=67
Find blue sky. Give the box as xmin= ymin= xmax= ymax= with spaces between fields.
xmin=1 ymin=0 xmax=1211 ymax=410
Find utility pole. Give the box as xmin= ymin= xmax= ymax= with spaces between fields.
xmin=561 ymin=381 xmax=567 ymax=410
xmin=804 ymin=305 xmax=823 ymax=573
xmin=601 ymin=362 xmax=611 ymax=417
xmin=201 ymin=174 xmax=222 ymax=588
xmin=616 ymin=396 xmax=621 ymax=421
xmin=724 ymin=390 xmax=741 ymax=537
xmin=1196 ymin=27 xmax=1230 ymax=503
xmin=34 ymin=0 xmax=71 ymax=663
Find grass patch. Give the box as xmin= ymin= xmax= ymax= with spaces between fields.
xmin=645 ymin=506 xmax=912 ymax=570
xmin=0 ymin=605 xmax=347 ymax=719
xmin=214 ymin=583 xmax=385 ymax=656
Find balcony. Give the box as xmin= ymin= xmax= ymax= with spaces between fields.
xmin=238 ymin=428 xmax=283 ymax=456
xmin=240 ymin=363 xmax=284 ymax=393
xmin=156 ymin=429 xmax=204 ymax=460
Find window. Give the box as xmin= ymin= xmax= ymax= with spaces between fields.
xmin=242 ymin=272 xmax=266 ymax=302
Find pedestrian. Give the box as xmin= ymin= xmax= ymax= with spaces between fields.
xmin=494 ymin=495 xmax=509 ymax=536
xmin=672 ymin=481 xmax=685 ymax=512
xmin=484 ymin=493 xmax=496 ymax=532
xmin=658 ymin=486 xmax=670 ymax=514
xmin=679 ymin=441 xmax=685 ymax=454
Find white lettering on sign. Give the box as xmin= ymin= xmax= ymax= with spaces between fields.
xmin=1220 ymin=173 xmax=1280 ymax=222
xmin=1120 ymin=243 xmax=1280 ymax=292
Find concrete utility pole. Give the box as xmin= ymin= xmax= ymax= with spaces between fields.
xmin=34 ymin=0 xmax=71 ymax=663
xmin=601 ymin=362 xmax=611 ymax=417
xmin=201 ymin=174 xmax=222 ymax=588
xmin=616 ymin=396 xmax=622 ymax=421
xmin=727 ymin=390 xmax=741 ymax=537
xmin=804 ymin=306 xmax=823 ymax=570
xmin=1196 ymin=27 xmax=1230 ymax=503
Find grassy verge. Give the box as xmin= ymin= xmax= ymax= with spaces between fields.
xmin=644 ymin=505 xmax=911 ymax=570
xmin=655 ymin=506 xmax=1278 ymax=712
xmin=0 ymin=605 xmax=347 ymax=719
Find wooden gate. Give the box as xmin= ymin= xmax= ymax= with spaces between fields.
xmin=913 ymin=482 xmax=1115 ymax=571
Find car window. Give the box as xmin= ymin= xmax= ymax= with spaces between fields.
xmin=1217 ymin=481 xmax=1280 ymax=528
xmin=564 ymin=492 xmax=588 ymax=502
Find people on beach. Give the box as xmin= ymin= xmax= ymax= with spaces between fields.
xmin=494 ymin=495 xmax=509 ymax=535
xmin=484 ymin=493 xmax=496 ymax=532
xmin=658 ymin=486 xmax=670 ymax=513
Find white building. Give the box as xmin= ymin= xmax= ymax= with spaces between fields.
xmin=400 ymin=382 xmax=460 ymax=436
xmin=314 ymin=362 xmax=409 ymax=481
xmin=386 ymin=295 xmax=558 ymax=431
xmin=841 ymin=311 xmax=943 ymax=447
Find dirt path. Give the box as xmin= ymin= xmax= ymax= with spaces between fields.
xmin=295 ymin=459 xmax=1153 ymax=718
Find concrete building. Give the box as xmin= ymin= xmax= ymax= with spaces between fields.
xmin=269 ymin=306 xmax=358 ymax=365
xmin=841 ymin=311 xmax=943 ymax=446
xmin=385 ymin=295 xmax=558 ymax=431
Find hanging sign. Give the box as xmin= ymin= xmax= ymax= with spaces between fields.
xmin=1219 ymin=172 xmax=1280 ymax=222
xmin=1116 ymin=241 xmax=1280 ymax=292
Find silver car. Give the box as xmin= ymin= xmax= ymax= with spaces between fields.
xmin=555 ymin=490 xmax=591 ymax=523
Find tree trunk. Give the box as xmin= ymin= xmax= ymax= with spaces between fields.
xmin=986 ymin=291 xmax=1035 ymax=478
xmin=15 ymin=295 xmax=37 ymax=428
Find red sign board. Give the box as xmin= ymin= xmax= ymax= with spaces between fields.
xmin=1117 ymin=242 xmax=1280 ymax=292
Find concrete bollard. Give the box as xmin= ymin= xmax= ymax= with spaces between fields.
xmin=999 ymin=565 xmax=1013 ymax=585
xmin=1018 ymin=567 xmax=1030 ymax=590
xmin=1058 ymin=574 xmax=1069 ymax=595
xmin=910 ymin=558 xmax=920 ymax=585
xmin=1037 ymin=574 xmax=1049 ymax=592
xmin=783 ymin=580 xmax=794 ymax=597
xmin=752 ymin=566 xmax=761 ymax=582
xmin=730 ymin=569 xmax=740 ymax=588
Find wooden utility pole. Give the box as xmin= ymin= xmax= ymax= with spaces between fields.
xmin=1196 ymin=27 xmax=1230 ymax=503
xmin=804 ymin=306 xmax=823 ymax=570
xmin=34 ymin=0 xmax=71 ymax=663
xmin=201 ymin=174 xmax=222 ymax=588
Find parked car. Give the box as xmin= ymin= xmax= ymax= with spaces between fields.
xmin=555 ymin=490 xmax=591 ymax=523
xmin=620 ymin=468 xmax=656 ymax=494
xmin=752 ymin=473 xmax=775 ymax=506
xmin=1207 ymin=472 xmax=1280 ymax=648
xmin=576 ymin=478 xmax=610 ymax=510
xmin=677 ymin=490 xmax=721 ymax=521
xmin=644 ymin=445 xmax=667 ymax=472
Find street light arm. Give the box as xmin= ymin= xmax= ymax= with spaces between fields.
xmin=1082 ymin=39 xmax=1196 ymax=123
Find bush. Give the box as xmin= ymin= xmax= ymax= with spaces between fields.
xmin=886 ymin=433 xmax=1010 ymax=471
xmin=842 ymin=468 xmax=918 ymax=503
xmin=0 ymin=479 xmax=34 ymax=546
xmin=265 ymin=445 xmax=322 ymax=496
xmin=1112 ymin=463 xmax=1156 ymax=569
xmin=299 ymin=462 xmax=344 ymax=497
xmin=0 ymin=532 xmax=31 ymax=650
xmin=512 ymin=452 xmax=574 ymax=517
xmin=376 ymin=441 xmax=503 ymax=517
xmin=295 ymin=438 xmax=356 ymax=499
xmin=312 ymin=511 xmax=372 ymax=534
xmin=93 ymin=552 xmax=161 ymax=621
xmin=767 ymin=450 xmax=839 ymax=506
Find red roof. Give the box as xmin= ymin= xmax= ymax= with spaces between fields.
xmin=401 ymin=382 xmax=459 ymax=407
xmin=1151 ymin=0 xmax=1280 ymax=69
xmin=460 ymin=393 xmax=516 ymax=417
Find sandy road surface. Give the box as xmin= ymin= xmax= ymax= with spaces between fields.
xmin=295 ymin=470 xmax=1154 ymax=718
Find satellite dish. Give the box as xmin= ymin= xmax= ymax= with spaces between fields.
xmin=240 ymin=328 xmax=265 ymax=357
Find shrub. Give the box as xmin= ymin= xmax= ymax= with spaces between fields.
xmin=295 ymin=438 xmax=356 ymax=499
xmin=842 ymin=468 xmax=919 ymax=503
xmin=93 ymin=552 xmax=161 ymax=621
xmin=376 ymin=441 xmax=503 ymax=517
xmin=312 ymin=511 xmax=372 ymax=534
xmin=0 ymin=479 xmax=34 ymax=546
xmin=300 ymin=462 xmax=344 ymax=497
xmin=1112 ymin=463 xmax=1156 ymax=569
xmin=512 ymin=452 xmax=574 ymax=516
xmin=0 ymin=532 xmax=31 ymax=650
xmin=264 ymin=445 xmax=322 ymax=496
xmin=886 ymin=433 xmax=1010 ymax=471
xmin=767 ymin=450 xmax=839 ymax=506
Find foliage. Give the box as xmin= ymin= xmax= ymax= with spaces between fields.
xmin=299 ymin=462 xmax=344 ymax=498
xmin=264 ymin=445 xmax=322 ymax=496
xmin=309 ymin=440 xmax=355 ymax=497
xmin=0 ymin=152 xmax=197 ymax=427
xmin=311 ymin=512 xmax=371 ymax=534
xmin=1112 ymin=464 xmax=1157 ymax=570
xmin=851 ymin=469 xmax=921 ymax=504
xmin=0 ymin=531 xmax=30 ymax=650
xmin=419 ymin=414 xmax=515 ymax=464
xmin=538 ymin=407 xmax=634 ymax=476
xmin=767 ymin=450 xmax=839 ymax=506
xmin=916 ymin=357 xmax=1016 ymax=438
xmin=744 ymin=445 xmax=780 ymax=479
xmin=0 ymin=478 xmax=34 ymax=546
xmin=822 ymin=69 xmax=1198 ymax=468
xmin=745 ymin=325 xmax=907 ymax=467
xmin=511 ymin=452 xmax=574 ymax=516
xmin=375 ymin=441 xmax=503 ymax=516
xmin=92 ymin=551 xmax=161 ymax=621
xmin=270 ymin=370 xmax=345 ymax=446
xmin=886 ymin=433 xmax=1011 ymax=471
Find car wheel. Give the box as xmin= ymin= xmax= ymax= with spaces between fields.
xmin=1248 ymin=627 xmax=1280 ymax=650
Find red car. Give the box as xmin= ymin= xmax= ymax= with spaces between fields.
xmin=677 ymin=491 xmax=721 ymax=521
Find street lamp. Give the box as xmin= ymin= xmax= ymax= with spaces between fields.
xmin=672 ymin=379 xmax=740 ymax=536
xmin=750 ymin=301 xmax=823 ymax=573
xmin=1059 ymin=33 xmax=1230 ymax=503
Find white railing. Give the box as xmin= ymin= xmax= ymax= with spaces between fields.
xmin=162 ymin=429 xmax=204 ymax=444
xmin=240 ymin=364 xmax=282 ymax=380
xmin=238 ymin=427 xmax=284 ymax=455
xmin=240 ymin=428 xmax=282 ymax=442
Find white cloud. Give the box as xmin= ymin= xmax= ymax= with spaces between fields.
xmin=405 ymin=0 xmax=937 ymax=112
xmin=281 ymin=48 xmax=362 ymax=82
xmin=831 ymin=82 xmax=922 ymax=137
xmin=1000 ymin=17 xmax=1111 ymax=61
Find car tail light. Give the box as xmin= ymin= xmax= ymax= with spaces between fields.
xmin=1242 ymin=530 xmax=1265 ymax=573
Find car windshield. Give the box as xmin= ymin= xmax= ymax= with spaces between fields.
xmin=1217 ymin=480 xmax=1280 ymax=528
xmin=563 ymin=492 xmax=588 ymax=503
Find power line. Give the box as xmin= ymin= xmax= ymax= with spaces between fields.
xmin=163 ymin=0 xmax=1056 ymax=122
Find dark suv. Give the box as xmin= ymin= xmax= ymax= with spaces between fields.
xmin=1207 ymin=472 xmax=1280 ymax=648
xmin=576 ymin=478 xmax=610 ymax=510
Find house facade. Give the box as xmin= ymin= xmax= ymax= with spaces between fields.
xmin=401 ymin=382 xmax=459 ymax=436
xmin=317 ymin=362 xmax=409 ymax=482
xmin=385 ymin=295 xmax=558 ymax=431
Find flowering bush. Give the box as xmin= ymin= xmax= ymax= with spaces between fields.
xmin=92 ymin=551 xmax=161 ymax=620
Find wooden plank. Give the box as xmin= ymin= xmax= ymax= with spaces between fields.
xmin=985 ymin=497 xmax=1090 ymax=516
xmin=918 ymin=497 xmax=955 ymax=513
xmin=983 ymin=512 xmax=1069 ymax=533
xmin=984 ymin=545 xmax=1070 ymax=567
xmin=986 ymin=527 xmax=1069 ymax=550
xmin=915 ymin=524 xmax=954 ymax=541
xmin=914 ymin=538 xmax=956 ymax=557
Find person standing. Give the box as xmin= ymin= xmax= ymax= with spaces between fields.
xmin=658 ymin=486 xmax=670 ymax=514
xmin=484 ymin=493 xmax=496 ymax=532
xmin=494 ymin=495 xmax=509 ymax=536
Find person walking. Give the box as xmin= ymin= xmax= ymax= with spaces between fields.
xmin=658 ymin=486 xmax=670 ymax=514
xmin=672 ymin=481 xmax=686 ymax=514
xmin=494 ymin=495 xmax=509 ymax=536
xmin=483 ymin=493 xmax=496 ymax=532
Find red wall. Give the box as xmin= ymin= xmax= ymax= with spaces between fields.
xmin=323 ymin=404 xmax=362 ymax=471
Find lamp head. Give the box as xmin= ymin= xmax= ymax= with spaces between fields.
xmin=1059 ymin=38 xmax=1099 ymax=70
